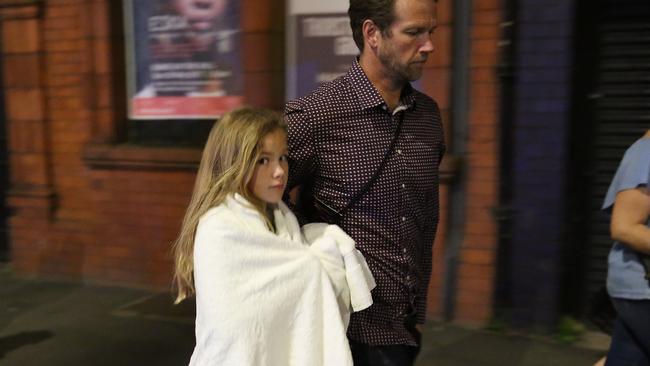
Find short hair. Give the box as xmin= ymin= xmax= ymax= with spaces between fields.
xmin=348 ymin=0 xmax=438 ymax=51
xmin=348 ymin=0 xmax=395 ymax=52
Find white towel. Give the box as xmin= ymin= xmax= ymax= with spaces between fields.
xmin=188 ymin=194 xmax=375 ymax=366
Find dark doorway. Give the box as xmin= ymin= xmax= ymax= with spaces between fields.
xmin=565 ymin=0 xmax=650 ymax=317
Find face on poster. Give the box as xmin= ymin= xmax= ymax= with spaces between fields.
xmin=126 ymin=0 xmax=243 ymax=119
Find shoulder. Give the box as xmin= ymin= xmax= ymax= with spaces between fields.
xmin=620 ymin=138 xmax=650 ymax=180
xmin=625 ymin=138 xmax=650 ymax=159
xmin=618 ymin=138 xmax=650 ymax=178
xmin=603 ymin=138 xmax=650 ymax=209
xmin=285 ymin=75 xmax=352 ymax=117
xmin=412 ymin=89 xmax=441 ymax=114
xmin=197 ymin=204 xmax=239 ymax=234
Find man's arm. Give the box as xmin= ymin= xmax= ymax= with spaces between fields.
xmin=283 ymin=103 xmax=316 ymax=218
xmin=611 ymin=186 xmax=650 ymax=255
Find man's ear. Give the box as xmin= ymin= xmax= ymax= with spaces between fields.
xmin=362 ymin=19 xmax=380 ymax=49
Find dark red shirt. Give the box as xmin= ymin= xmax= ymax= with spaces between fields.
xmin=285 ymin=60 xmax=445 ymax=346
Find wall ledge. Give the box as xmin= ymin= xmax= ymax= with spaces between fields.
xmin=82 ymin=143 xmax=201 ymax=171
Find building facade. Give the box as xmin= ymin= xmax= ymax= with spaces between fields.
xmin=1 ymin=0 xmax=646 ymax=329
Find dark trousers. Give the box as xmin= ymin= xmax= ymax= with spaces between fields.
xmin=605 ymin=298 xmax=650 ymax=366
xmin=349 ymin=327 xmax=421 ymax=366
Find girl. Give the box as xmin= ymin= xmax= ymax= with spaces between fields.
xmin=173 ymin=107 xmax=374 ymax=366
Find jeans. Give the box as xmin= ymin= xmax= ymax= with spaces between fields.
xmin=349 ymin=326 xmax=421 ymax=366
xmin=605 ymin=298 xmax=650 ymax=366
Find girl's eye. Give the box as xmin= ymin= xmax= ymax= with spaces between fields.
xmin=279 ymin=154 xmax=288 ymax=162
xmin=258 ymin=157 xmax=269 ymax=165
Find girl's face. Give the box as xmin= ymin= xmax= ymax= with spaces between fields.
xmin=247 ymin=129 xmax=289 ymax=205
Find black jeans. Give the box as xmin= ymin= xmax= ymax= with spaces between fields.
xmin=605 ymin=298 xmax=650 ymax=366
xmin=349 ymin=326 xmax=422 ymax=366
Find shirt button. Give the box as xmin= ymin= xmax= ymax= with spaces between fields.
xmin=401 ymin=183 xmax=406 ymax=189
xmin=401 ymin=216 xmax=406 ymax=222
xmin=402 ymin=248 xmax=407 ymax=254
xmin=406 ymin=275 xmax=411 ymax=281
xmin=397 ymin=149 xmax=402 ymax=155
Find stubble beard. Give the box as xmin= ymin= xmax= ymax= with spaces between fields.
xmin=377 ymin=46 xmax=422 ymax=84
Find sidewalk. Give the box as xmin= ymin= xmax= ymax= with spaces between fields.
xmin=0 ymin=266 xmax=607 ymax=365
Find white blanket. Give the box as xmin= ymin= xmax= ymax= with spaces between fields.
xmin=189 ymin=194 xmax=375 ymax=366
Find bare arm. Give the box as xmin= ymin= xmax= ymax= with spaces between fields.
xmin=611 ymin=187 xmax=650 ymax=254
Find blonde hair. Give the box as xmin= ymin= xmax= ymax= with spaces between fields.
xmin=173 ymin=107 xmax=287 ymax=303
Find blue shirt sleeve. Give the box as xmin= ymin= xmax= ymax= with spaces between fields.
xmin=602 ymin=138 xmax=650 ymax=212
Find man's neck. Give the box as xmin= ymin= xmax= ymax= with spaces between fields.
xmin=359 ymin=54 xmax=405 ymax=111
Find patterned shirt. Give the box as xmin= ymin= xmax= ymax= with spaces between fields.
xmin=284 ymin=60 xmax=445 ymax=346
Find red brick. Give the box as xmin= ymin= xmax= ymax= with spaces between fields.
xmin=6 ymin=89 xmax=44 ymax=121
xmin=465 ymin=220 xmax=498 ymax=236
xmin=93 ymin=38 xmax=111 ymax=74
xmin=3 ymin=19 xmax=40 ymax=53
xmin=468 ymin=167 xmax=499 ymax=184
xmin=475 ymin=0 xmax=500 ymax=10
xmin=471 ymin=82 xmax=499 ymax=99
xmin=460 ymin=248 xmax=496 ymax=265
xmin=244 ymin=71 xmax=285 ymax=109
xmin=3 ymin=54 xmax=40 ymax=88
xmin=436 ymin=0 xmax=452 ymax=25
xmin=47 ymin=74 xmax=83 ymax=87
xmin=44 ymin=17 xmax=80 ymax=31
xmin=242 ymin=0 xmax=284 ymax=32
xmin=468 ymin=149 xmax=498 ymax=169
xmin=90 ymin=1 xmax=110 ymax=38
xmin=242 ymin=33 xmax=284 ymax=72
xmin=471 ymin=68 xmax=497 ymax=84
xmin=44 ymin=28 xmax=82 ymax=41
xmin=421 ymin=67 xmax=450 ymax=109
xmin=45 ymin=39 xmax=84 ymax=52
xmin=473 ymin=10 xmax=501 ymax=25
xmin=429 ymin=25 xmax=451 ymax=67
xmin=472 ymin=24 xmax=500 ymax=40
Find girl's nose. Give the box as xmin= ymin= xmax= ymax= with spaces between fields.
xmin=273 ymin=164 xmax=285 ymax=178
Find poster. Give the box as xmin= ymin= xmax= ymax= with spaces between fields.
xmin=293 ymin=14 xmax=357 ymax=98
xmin=125 ymin=0 xmax=243 ymax=119
xmin=287 ymin=0 xmax=356 ymax=100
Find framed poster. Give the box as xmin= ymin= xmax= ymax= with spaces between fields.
xmin=287 ymin=0 xmax=357 ymax=100
xmin=125 ymin=0 xmax=244 ymax=119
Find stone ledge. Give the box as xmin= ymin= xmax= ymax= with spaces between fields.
xmin=82 ymin=143 xmax=201 ymax=171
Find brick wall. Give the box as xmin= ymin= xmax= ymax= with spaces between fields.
xmin=3 ymin=0 xmax=285 ymax=290
xmin=2 ymin=0 xmax=506 ymax=328
xmin=421 ymin=0 xmax=452 ymax=320
xmin=453 ymin=0 xmax=502 ymax=325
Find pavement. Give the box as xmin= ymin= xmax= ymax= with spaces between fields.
xmin=0 ymin=265 xmax=608 ymax=365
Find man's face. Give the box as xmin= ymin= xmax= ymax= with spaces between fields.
xmin=174 ymin=0 xmax=227 ymax=31
xmin=376 ymin=0 xmax=437 ymax=83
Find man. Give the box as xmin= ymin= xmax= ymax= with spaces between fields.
xmin=285 ymin=0 xmax=444 ymax=364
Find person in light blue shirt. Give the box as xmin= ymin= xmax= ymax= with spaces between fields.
xmin=602 ymin=130 xmax=650 ymax=366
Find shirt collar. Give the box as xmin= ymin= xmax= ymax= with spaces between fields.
xmin=346 ymin=58 xmax=417 ymax=112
